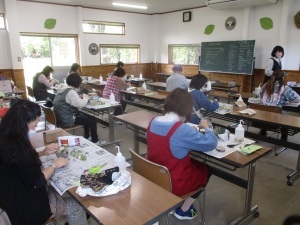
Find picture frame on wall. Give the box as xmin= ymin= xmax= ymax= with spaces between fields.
xmin=183 ymin=11 xmax=192 ymax=22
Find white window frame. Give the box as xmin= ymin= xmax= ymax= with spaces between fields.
xmin=83 ymin=20 xmax=125 ymax=35
xmin=0 ymin=13 xmax=6 ymax=30
xmin=100 ymin=44 xmax=140 ymax=65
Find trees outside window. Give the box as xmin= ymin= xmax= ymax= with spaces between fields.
xmin=169 ymin=44 xmax=200 ymax=65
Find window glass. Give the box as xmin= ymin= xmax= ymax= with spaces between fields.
xmin=83 ymin=21 xmax=125 ymax=35
xmin=169 ymin=44 xmax=200 ymax=65
xmin=0 ymin=14 xmax=5 ymax=29
xmin=50 ymin=37 xmax=77 ymax=66
xmin=20 ymin=34 xmax=78 ymax=86
xmin=100 ymin=45 xmax=139 ymax=64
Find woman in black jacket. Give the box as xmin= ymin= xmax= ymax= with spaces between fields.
xmin=0 ymin=99 xmax=88 ymax=225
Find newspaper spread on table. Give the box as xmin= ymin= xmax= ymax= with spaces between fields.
xmin=37 ymin=136 xmax=130 ymax=196
xmin=205 ymin=133 xmax=256 ymax=158
xmin=186 ymin=123 xmax=255 ymax=159
xmin=84 ymin=97 xmax=119 ymax=109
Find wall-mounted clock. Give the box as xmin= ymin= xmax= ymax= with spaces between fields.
xmin=183 ymin=11 xmax=192 ymax=22
xmin=88 ymin=43 xmax=99 ymax=55
xmin=225 ymin=17 xmax=236 ymax=30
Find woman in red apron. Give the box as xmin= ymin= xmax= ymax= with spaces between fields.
xmin=147 ymin=88 xmax=218 ymax=220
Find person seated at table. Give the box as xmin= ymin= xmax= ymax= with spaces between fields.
xmin=107 ymin=61 xmax=124 ymax=77
xmin=53 ymin=72 xmax=105 ymax=145
xmin=166 ymin=64 xmax=190 ymax=92
xmin=115 ymin=61 xmax=124 ymax=69
xmin=33 ymin=65 xmax=58 ymax=101
xmin=260 ymin=70 xmax=300 ymax=139
xmin=146 ymin=88 xmax=218 ymax=220
xmin=261 ymin=70 xmax=300 ymax=106
xmin=69 ymin=63 xmax=81 ymax=75
xmin=189 ymin=73 xmax=220 ymax=125
xmin=0 ymin=99 xmax=88 ymax=225
xmin=102 ymin=67 xmax=130 ymax=119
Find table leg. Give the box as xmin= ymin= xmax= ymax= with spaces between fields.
xmin=230 ymin=163 xmax=258 ymax=225
xmin=287 ymin=152 xmax=300 ymax=186
xmin=134 ymin=127 xmax=140 ymax=154
xmin=108 ymin=108 xmax=115 ymax=142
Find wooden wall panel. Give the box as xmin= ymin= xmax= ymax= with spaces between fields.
xmin=13 ymin=69 xmax=26 ymax=98
xmin=0 ymin=69 xmax=26 ymax=98
xmin=2 ymin=65 xmax=298 ymax=100
xmin=157 ymin=64 xmax=300 ymax=94
xmin=81 ymin=63 xmax=156 ymax=81
xmin=0 ymin=69 xmax=14 ymax=80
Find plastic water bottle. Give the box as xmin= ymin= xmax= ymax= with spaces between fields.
xmin=99 ymin=74 xmax=103 ymax=82
xmin=114 ymin=146 xmax=126 ymax=171
xmin=235 ymin=120 xmax=245 ymax=142
xmin=206 ymin=79 xmax=211 ymax=91
xmin=142 ymin=81 xmax=147 ymax=90
xmin=109 ymin=91 xmax=115 ymax=103
xmin=139 ymin=72 xmax=143 ymax=80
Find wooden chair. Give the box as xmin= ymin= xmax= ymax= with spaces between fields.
xmin=26 ymin=85 xmax=46 ymax=105
xmin=249 ymin=103 xmax=286 ymax=155
xmin=26 ymin=85 xmax=35 ymax=101
xmin=41 ymin=105 xmax=83 ymax=134
xmin=44 ymin=218 xmax=57 ymax=225
xmin=129 ymin=148 xmax=206 ymax=225
xmin=249 ymin=103 xmax=282 ymax=114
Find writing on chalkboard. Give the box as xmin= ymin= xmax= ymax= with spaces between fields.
xmin=199 ymin=40 xmax=255 ymax=75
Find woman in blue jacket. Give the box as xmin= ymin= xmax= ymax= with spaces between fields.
xmin=189 ymin=73 xmax=219 ymax=125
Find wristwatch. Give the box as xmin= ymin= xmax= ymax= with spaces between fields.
xmin=50 ymin=162 xmax=57 ymax=170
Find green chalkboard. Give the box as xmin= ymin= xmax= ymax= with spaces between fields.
xmin=199 ymin=40 xmax=255 ymax=75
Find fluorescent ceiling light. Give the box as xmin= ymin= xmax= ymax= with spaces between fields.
xmin=112 ymin=2 xmax=148 ymax=9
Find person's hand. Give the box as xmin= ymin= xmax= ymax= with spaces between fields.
xmin=96 ymin=90 xmax=102 ymax=97
xmin=42 ymin=143 xmax=59 ymax=156
xmin=213 ymin=96 xmax=220 ymax=102
xmin=82 ymin=94 xmax=90 ymax=100
xmin=199 ymin=119 xmax=209 ymax=129
xmin=53 ymin=157 xmax=68 ymax=169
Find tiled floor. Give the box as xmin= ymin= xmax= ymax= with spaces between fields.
xmin=54 ymin=104 xmax=300 ymax=225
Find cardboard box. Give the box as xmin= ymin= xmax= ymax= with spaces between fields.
xmin=232 ymin=105 xmax=247 ymax=112
xmin=136 ymin=87 xmax=146 ymax=94
xmin=43 ymin=128 xmax=64 ymax=144
xmin=0 ymin=80 xmax=12 ymax=93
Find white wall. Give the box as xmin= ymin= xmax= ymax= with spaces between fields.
xmin=0 ymin=0 xmax=299 ymax=71
xmin=0 ymin=0 xmax=12 ymax=69
xmin=157 ymin=0 xmax=300 ymax=70
xmin=81 ymin=8 xmax=154 ymax=66
xmin=17 ymin=2 xmax=78 ymax=34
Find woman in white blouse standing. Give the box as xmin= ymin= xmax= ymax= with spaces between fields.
xmin=264 ymin=46 xmax=284 ymax=84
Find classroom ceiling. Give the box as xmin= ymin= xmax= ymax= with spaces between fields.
xmin=20 ymin=0 xmax=208 ymax=14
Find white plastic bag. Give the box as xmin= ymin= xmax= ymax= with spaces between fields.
xmin=76 ymin=170 xmax=131 ymax=197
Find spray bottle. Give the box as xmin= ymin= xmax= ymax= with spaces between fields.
xmin=114 ymin=146 xmax=126 ymax=171
xmin=235 ymin=120 xmax=245 ymax=142
xmin=109 ymin=91 xmax=115 ymax=103
xmin=142 ymin=81 xmax=147 ymax=90
xmin=237 ymin=94 xmax=243 ymax=102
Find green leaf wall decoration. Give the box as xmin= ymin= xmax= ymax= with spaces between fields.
xmin=260 ymin=17 xmax=273 ymax=30
xmin=44 ymin=18 xmax=56 ymax=29
xmin=204 ymin=24 xmax=215 ymax=35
